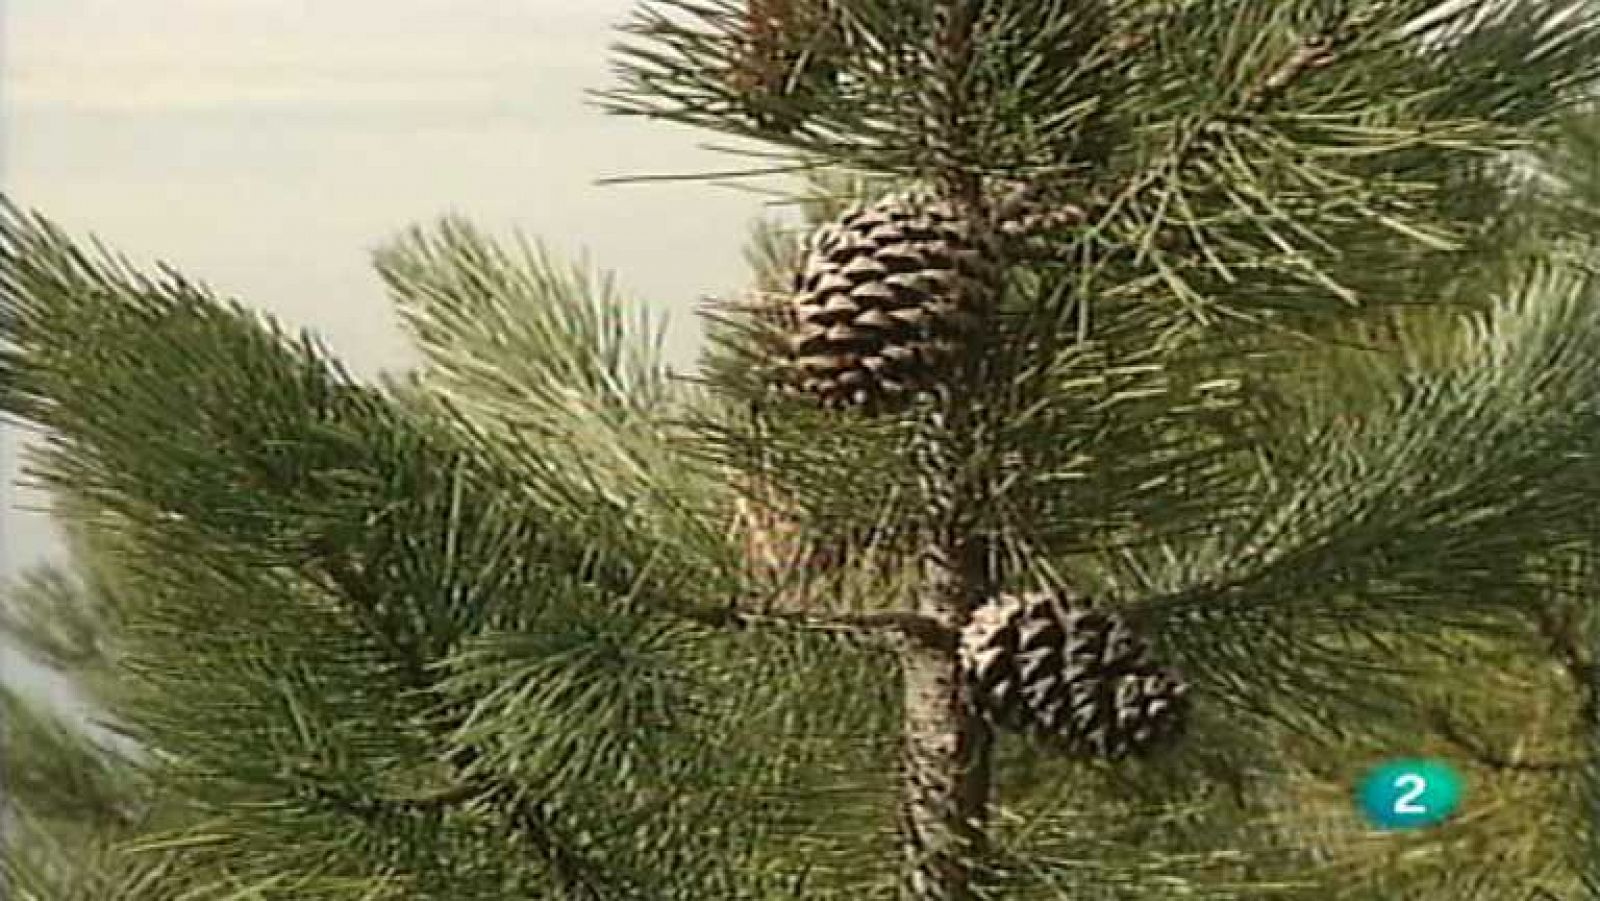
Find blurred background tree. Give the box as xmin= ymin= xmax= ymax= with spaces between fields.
xmin=1 ymin=507 xmax=208 ymax=899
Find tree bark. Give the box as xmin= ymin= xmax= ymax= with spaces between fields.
xmin=902 ymin=6 xmax=996 ymax=896
xmin=900 ymin=530 xmax=994 ymax=900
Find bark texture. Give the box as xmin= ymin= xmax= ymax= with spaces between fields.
xmin=900 ymin=533 xmax=994 ymax=901
xmin=902 ymin=5 xmax=996 ymax=897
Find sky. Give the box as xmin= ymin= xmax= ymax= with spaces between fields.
xmin=1 ymin=1 xmax=780 ymax=694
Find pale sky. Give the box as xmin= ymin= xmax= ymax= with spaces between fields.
xmin=1 ymin=2 xmax=780 ymax=693
xmin=3 ymin=0 xmax=777 ymax=569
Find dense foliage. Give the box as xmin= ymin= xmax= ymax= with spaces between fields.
xmin=7 ymin=2 xmax=1600 ymax=898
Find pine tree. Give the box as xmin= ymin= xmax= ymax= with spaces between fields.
xmin=5 ymin=1 xmax=1600 ymax=899
xmin=1 ymin=509 xmax=200 ymax=899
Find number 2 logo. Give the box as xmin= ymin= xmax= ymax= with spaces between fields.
xmin=1392 ymin=773 xmax=1427 ymax=814
xmin=1357 ymin=759 xmax=1461 ymax=830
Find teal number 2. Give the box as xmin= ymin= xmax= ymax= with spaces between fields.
xmin=1392 ymin=773 xmax=1427 ymax=814
xmin=1357 ymin=759 xmax=1462 ymax=830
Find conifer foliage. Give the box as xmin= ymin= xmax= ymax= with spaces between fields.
xmin=7 ymin=1 xmax=1600 ymax=899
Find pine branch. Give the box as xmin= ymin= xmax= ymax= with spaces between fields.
xmin=290 ymin=773 xmax=481 ymax=813
xmin=307 ymin=546 xmax=619 ymax=901
xmin=1429 ymin=708 xmax=1589 ymax=774
xmin=1114 ymin=261 xmax=1600 ymax=743
xmin=1246 ymin=30 xmax=1340 ymax=108
xmin=1109 ymin=14 xmax=1348 ymax=208
xmin=716 ymin=606 xmax=958 ymax=652
xmin=1534 ymin=601 xmax=1599 ymax=726
xmin=1412 ymin=597 xmax=1600 ymax=774
xmin=3 ymin=200 xmax=765 ymax=895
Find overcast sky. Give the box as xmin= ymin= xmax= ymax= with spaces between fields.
xmin=3 ymin=0 xmax=776 ymax=568
xmin=1 ymin=1 xmax=779 ymax=693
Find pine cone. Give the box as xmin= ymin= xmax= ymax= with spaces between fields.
xmin=781 ymin=193 xmax=993 ymax=413
xmin=960 ymin=591 xmax=1189 ymax=759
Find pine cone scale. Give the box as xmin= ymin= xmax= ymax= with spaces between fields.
xmin=775 ymin=192 xmax=993 ymax=412
xmin=960 ymin=591 xmax=1190 ymax=760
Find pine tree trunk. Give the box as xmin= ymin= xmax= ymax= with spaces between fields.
xmin=900 ymin=531 xmax=994 ymax=901
xmin=896 ymin=265 xmax=997 ymax=899
xmin=901 ymin=6 xmax=996 ymax=895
